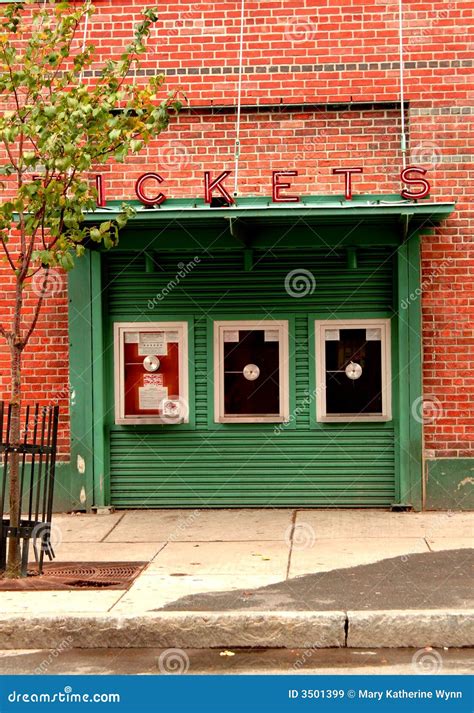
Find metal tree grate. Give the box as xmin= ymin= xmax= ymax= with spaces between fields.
xmin=0 ymin=561 xmax=145 ymax=590
xmin=0 ymin=402 xmax=59 ymax=575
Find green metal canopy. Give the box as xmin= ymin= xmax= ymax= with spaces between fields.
xmin=84 ymin=194 xmax=455 ymax=228
xmin=82 ymin=194 xmax=455 ymax=251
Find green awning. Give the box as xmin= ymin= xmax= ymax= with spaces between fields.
xmin=83 ymin=195 xmax=455 ymax=250
xmin=84 ymin=194 xmax=455 ymax=228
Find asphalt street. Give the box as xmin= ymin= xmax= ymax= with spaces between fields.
xmin=0 ymin=647 xmax=473 ymax=675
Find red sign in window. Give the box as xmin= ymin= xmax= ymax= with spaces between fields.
xmin=123 ymin=337 xmax=180 ymax=417
xmin=114 ymin=324 xmax=189 ymax=424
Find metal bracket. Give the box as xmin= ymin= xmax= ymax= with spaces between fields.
xmin=228 ymin=217 xmax=251 ymax=248
xmin=346 ymin=247 xmax=358 ymax=270
xmin=243 ymin=248 xmax=254 ymax=272
xmin=390 ymin=503 xmax=414 ymax=512
xmin=144 ymin=251 xmax=160 ymax=273
xmin=399 ymin=213 xmax=414 ymax=241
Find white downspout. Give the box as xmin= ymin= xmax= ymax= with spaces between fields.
xmin=398 ymin=0 xmax=407 ymax=168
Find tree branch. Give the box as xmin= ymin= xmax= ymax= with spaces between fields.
xmin=0 ymin=236 xmax=16 ymax=271
xmin=21 ymin=270 xmax=47 ymax=348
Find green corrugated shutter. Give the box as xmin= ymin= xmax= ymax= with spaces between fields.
xmin=105 ymin=247 xmax=396 ymax=507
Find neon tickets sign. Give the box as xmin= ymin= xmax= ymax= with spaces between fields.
xmin=95 ymin=166 xmax=431 ymax=208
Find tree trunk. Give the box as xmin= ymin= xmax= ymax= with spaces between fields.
xmin=5 ymin=345 xmax=22 ymax=577
xmin=5 ymin=276 xmax=23 ymax=578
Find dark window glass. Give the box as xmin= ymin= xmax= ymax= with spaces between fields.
xmin=224 ymin=330 xmax=280 ymax=415
xmin=325 ymin=328 xmax=383 ymax=415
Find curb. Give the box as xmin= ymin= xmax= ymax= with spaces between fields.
xmin=0 ymin=609 xmax=472 ymax=649
xmin=347 ymin=609 xmax=474 ymax=648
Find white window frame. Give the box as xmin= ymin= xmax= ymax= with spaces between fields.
xmin=114 ymin=321 xmax=189 ymax=425
xmin=315 ymin=318 xmax=392 ymax=423
xmin=214 ymin=320 xmax=290 ymax=424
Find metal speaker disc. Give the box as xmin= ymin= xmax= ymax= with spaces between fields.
xmin=345 ymin=361 xmax=362 ymax=380
xmin=243 ymin=364 xmax=260 ymax=381
xmin=143 ymin=355 xmax=160 ymax=372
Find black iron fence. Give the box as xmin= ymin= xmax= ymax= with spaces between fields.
xmin=0 ymin=402 xmax=59 ymax=576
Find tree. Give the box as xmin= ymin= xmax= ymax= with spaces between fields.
xmin=0 ymin=0 xmax=181 ymax=576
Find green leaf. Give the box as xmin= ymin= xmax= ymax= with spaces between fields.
xmin=130 ymin=139 xmax=143 ymax=153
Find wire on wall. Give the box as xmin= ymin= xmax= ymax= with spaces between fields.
xmin=398 ymin=0 xmax=407 ymax=169
xmin=233 ymin=0 xmax=246 ymax=198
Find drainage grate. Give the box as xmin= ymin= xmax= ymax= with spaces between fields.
xmin=0 ymin=562 xmax=146 ymax=591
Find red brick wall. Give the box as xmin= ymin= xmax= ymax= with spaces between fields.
xmin=1 ymin=0 xmax=473 ymax=460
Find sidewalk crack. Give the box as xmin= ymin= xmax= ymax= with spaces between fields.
xmin=100 ymin=511 xmax=126 ymax=542
xmin=285 ymin=509 xmax=298 ymax=580
xmin=344 ymin=612 xmax=349 ymax=647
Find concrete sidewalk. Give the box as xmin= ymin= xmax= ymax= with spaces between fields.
xmin=0 ymin=509 xmax=472 ymax=649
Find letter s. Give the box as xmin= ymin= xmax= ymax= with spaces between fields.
xmin=400 ymin=166 xmax=430 ymax=199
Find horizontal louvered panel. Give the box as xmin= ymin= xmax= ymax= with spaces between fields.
xmin=105 ymin=247 xmax=396 ymax=507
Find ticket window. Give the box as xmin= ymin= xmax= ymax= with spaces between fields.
xmin=315 ymin=319 xmax=391 ymax=422
xmin=114 ymin=322 xmax=189 ymax=425
xmin=214 ymin=320 xmax=290 ymax=423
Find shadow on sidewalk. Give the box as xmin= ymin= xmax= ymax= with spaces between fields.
xmin=155 ymin=549 xmax=474 ymax=612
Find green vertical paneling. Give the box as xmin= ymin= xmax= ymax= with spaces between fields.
xmin=90 ymin=251 xmax=109 ymax=508
xmin=103 ymin=246 xmax=399 ymax=507
xmin=396 ymin=235 xmax=423 ymax=509
xmin=68 ymin=252 xmax=94 ymax=510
